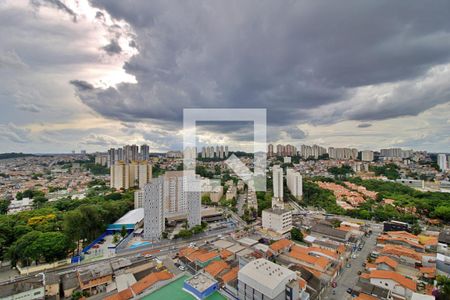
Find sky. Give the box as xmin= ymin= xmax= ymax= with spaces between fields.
xmin=0 ymin=0 xmax=449 ymax=153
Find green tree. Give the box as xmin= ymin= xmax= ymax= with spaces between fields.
xmin=201 ymin=194 xmax=212 ymax=205
xmin=0 ymin=199 xmax=10 ymax=214
xmin=120 ymin=225 xmax=127 ymax=237
xmin=34 ymin=232 xmax=70 ymax=262
xmin=291 ymin=228 xmax=303 ymax=242
xmin=32 ymin=196 xmax=48 ymax=209
xmin=437 ymin=275 xmax=450 ymax=299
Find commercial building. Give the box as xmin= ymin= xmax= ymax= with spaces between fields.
xmin=286 ymin=168 xmax=303 ymax=198
xmin=183 ymin=273 xmax=219 ymax=299
xmin=238 ymin=258 xmax=300 ymax=300
xmin=107 ymin=208 xmax=144 ymax=233
xmin=262 ymin=208 xmax=292 ymax=235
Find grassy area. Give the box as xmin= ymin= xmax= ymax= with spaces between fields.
xmin=143 ymin=275 xmax=225 ymax=300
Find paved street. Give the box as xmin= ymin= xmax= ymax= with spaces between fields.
xmin=323 ymin=225 xmax=381 ymax=300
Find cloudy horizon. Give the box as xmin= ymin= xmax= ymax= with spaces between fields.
xmin=1 ymin=0 xmax=449 ymax=153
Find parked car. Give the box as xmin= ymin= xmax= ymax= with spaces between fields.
xmin=179 ymin=265 xmax=185 ymax=271
xmin=346 ymin=288 xmax=353 ymax=294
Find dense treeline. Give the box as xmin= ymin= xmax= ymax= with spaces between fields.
xmin=349 ymin=177 xmax=450 ymax=221
xmin=368 ymin=163 xmax=400 ymax=180
xmin=0 ymin=153 xmax=35 ymax=160
xmin=298 ymin=177 xmax=450 ymax=225
xmin=0 ymin=186 xmax=133 ymax=266
xmin=301 ymin=181 xmax=345 ymax=214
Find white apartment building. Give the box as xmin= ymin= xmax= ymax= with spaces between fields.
xmin=262 ymin=208 xmax=292 ymax=235
xmin=438 ymin=153 xmax=448 ymax=171
xmin=238 ymin=258 xmax=302 ymax=300
xmin=134 ymin=190 xmax=144 ymax=208
xmin=138 ymin=162 xmax=152 ymax=188
xmin=361 ymin=150 xmax=374 ymax=162
xmin=272 ymin=165 xmax=283 ymax=200
xmin=143 ymin=177 xmax=165 ymax=241
xmin=286 ymin=168 xmax=303 ymax=198
xmin=143 ymin=172 xmax=201 ymax=239
xmin=185 ymin=176 xmax=201 ymax=228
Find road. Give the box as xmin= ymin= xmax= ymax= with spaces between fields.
xmin=2 ymin=224 xmax=240 ymax=283
xmin=323 ymin=225 xmax=381 ymax=300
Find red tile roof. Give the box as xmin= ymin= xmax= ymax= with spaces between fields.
xmin=375 ymin=256 xmax=398 ymax=269
xmin=131 ymin=271 xmax=173 ymax=295
xmin=220 ymin=267 xmax=239 ymax=284
xmin=196 ymin=251 xmax=219 ymax=263
xmin=368 ymin=270 xmax=416 ymax=291
xmin=204 ymin=260 xmax=229 ymax=277
xmin=269 ymin=239 xmax=293 ymax=252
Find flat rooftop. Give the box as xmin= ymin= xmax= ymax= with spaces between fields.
xmin=185 ymin=273 xmax=217 ymax=293
xmin=264 ymin=208 xmax=291 ymax=215
xmin=113 ymin=208 xmax=144 ymax=225
xmin=212 ymin=240 xmax=235 ymax=249
xmin=142 ymin=275 xmax=225 ymax=300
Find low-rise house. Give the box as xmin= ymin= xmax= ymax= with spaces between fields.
xmin=0 ymin=275 xmax=45 ymax=300
xmin=374 ymin=256 xmax=398 ymax=271
xmin=61 ymin=271 xmax=79 ymax=298
xmin=105 ymin=270 xmax=173 ymax=300
xmin=367 ymin=270 xmax=416 ymax=299
xmin=310 ymin=223 xmax=351 ymax=242
xmin=77 ymin=263 xmax=113 ymax=294
xmin=269 ymin=239 xmax=293 ymax=256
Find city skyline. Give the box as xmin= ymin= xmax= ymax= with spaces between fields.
xmin=1 ymin=1 xmax=450 ymax=154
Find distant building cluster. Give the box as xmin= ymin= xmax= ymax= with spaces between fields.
xmin=107 ymin=144 xmax=150 ymax=167
xmin=328 ymin=147 xmax=358 ymax=160
xmin=266 ymin=144 xmax=428 ymax=163
xmin=201 ymin=145 xmax=229 ymax=159
xmin=380 ymin=148 xmax=413 ymax=159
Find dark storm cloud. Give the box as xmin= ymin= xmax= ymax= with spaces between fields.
xmin=283 ymin=127 xmax=307 ymax=139
xmin=101 ymin=39 xmax=122 ymax=55
xmin=30 ymin=0 xmax=77 ymax=22
xmin=70 ymin=80 xmax=94 ymax=91
xmin=71 ymin=0 xmax=450 ymax=128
